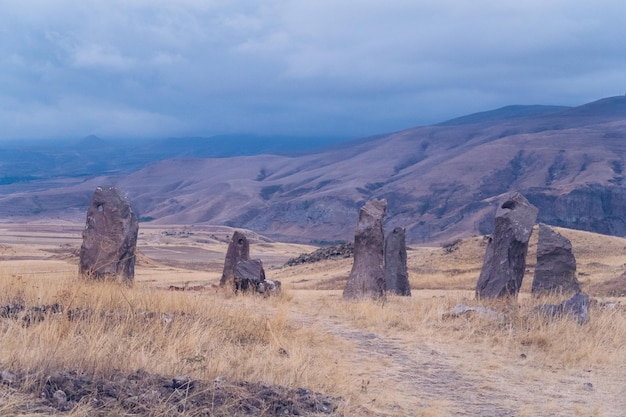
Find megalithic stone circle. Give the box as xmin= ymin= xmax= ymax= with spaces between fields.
xmin=384 ymin=227 xmax=411 ymax=296
xmin=79 ymin=186 xmax=139 ymax=283
xmin=220 ymin=231 xmax=250 ymax=287
xmin=476 ymin=192 xmax=538 ymax=298
xmin=343 ymin=198 xmax=387 ymax=300
xmin=532 ymin=223 xmax=581 ymax=295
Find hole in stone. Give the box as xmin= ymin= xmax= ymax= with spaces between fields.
xmin=97 ymin=204 xmax=104 ymax=212
xmin=238 ymin=239 xmax=244 ymax=245
xmin=501 ymin=200 xmax=516 ymax=210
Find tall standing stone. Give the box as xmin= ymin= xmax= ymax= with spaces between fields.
xmin=79 ymin=186 xmax=139 ymax=283
xmin=220 ymin=231 xmax=250 ymax=287
xmin=384 ymin=227 xmax=411 ymax=296
xmin=532 ymin=223 xmax=580 ymax=295
xmin=476 ymin=192 xmax=538 ymax=298
xmin=343 ymin=198 xmax=387 ymax=300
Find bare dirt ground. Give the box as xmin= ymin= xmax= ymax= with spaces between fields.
xmin=0 ymin=221 xmax=625 ymax=416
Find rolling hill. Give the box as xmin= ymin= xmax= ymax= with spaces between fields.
xmin=2 ymin=96 xmax=626 ymax=244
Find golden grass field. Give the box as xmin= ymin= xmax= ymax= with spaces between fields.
xmin=0 ymin=222 xmax=624 ymax=416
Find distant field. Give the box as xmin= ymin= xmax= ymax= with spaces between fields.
xmin=0 ymin=222 xmax=624 ymax=416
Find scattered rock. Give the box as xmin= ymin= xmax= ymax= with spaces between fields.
xmin=384 ymin=227 xmax=411 ymax=296
xmin=343 ymin=199 xmax=387 ymax=300
xmin=220 ymin=231 xmax=250 ymax=287
xmin=534 ymin=293 xmax=590 ymax=324
xmin=476 ymin=192 xmax=538 ymax=298
xmin=79 ymin=186 xmax=139 ymax=283
xmin=532 ymin=223 xmax=581 ymax=295
xmin=256 ymin=279 xmax=282 ymax=296
xmin=443 ymin=304 xmax=503 ymax=320
xmin=1 ymin=370 xmax=16 ymax=385
xmin=31 ymin=369 xmax=342 ymax=416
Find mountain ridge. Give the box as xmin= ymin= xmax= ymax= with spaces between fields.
xmin=2 ymin=96 xmax=626 ymax=244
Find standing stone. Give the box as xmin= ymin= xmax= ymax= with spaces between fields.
xmin=476 ymin=192 xmax=538 ymax=298
xmin=343 ymin=199 xmax=387 ymax=300
xmin=234 ymin=259 xmax=266 ymax=292
xmin=220 ymin=231 xmax=250 ymax=287
xmin=532 ymin=223 xmax=581 ymax=295
xmin=79 ymin=186 xmax=139 ymax=283
xmin=384 ymin=227 xmax=411 ymax=296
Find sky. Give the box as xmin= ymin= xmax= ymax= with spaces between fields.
xmin=1 ymin=0 xmax=625 ymax=141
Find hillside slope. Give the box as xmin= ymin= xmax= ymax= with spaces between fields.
xmin=2 ymin=96 xmax=626 ymax=243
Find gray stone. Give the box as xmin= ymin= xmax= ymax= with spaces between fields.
xmin=476 ymin=192 xmax=538 ymax=298
xmin=234 ymin=259 xmax=266 ymax=292
xmin=79 ymin=186 xmax=138 ymax=283
xmin=1 ymin=370 xmax=16 ymax=384
xmin=444 ymin=304 xmax=503 ymax=320
xmin=534 ymin=293 xmax=590 ymax=324
xmin=257 ymin=279 xmax=282 ymax=296
xmin=532 ymin=223 xmax=580 ymax=295
xmin=343 ymin=199 xmax=387 ymax=300
xmin=220 ymin=231 xmax=250 ymax=287
xmin=384 ymin=227 xmax=411 ymax=296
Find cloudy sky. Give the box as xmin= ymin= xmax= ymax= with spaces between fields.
xmin=1 ymin=0 xmax=625 ymax=141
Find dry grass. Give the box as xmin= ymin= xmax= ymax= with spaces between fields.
xmin=0 ymin=222 xmax=625 ymax=416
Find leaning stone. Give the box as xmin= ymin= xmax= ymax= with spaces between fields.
xmin=79 ymin=186 xmax=139 ymax=283
xmin=476 ymin=192 xmax=538 ymax=298
xmin=343 ymin=199 xmax=387 ymax=300
xmin=532 ymin=224 xmax=580 ymax=295
xmin=384 ymin=227 xmax=411 ymax=296
xmin=234 ymin=259 xmax=266 ymax=292
xmin=220 ymin=231 xmax=250 ymax=287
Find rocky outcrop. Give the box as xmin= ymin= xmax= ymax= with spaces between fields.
xmin=285 ymin=243 xmax=354 ymax=266
xmin=476 ymin=192 xmax=538 ymax=298
xmin=532 ymin=224 xmax=580 ymax=295
xmin=528 ymin=185 xmax=626 ymax=237
xmin=384 ymin=227 xmax=410 ymax=296
xmin=343 ymin=199 xmax=387 ymax=300
xmin=79 ymin=186 xmax=138 ymax=283
xmin=220 ymin=231 xmax=250 ymax=287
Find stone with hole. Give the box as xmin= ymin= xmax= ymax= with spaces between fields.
xmin=220 ymin=231 xmax=250 ymax=288
xmin=476 ymin=192 xmax=538 ymax=298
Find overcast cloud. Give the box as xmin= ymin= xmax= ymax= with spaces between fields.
xmin=1 ymin=0 xmax=625 ymax=140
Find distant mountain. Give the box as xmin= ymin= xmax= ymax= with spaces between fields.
xmin=2 ymin=96 xmax=626 ymax=244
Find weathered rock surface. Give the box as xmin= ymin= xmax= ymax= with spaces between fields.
xmin=79 ymin=186 xmax=138 ymax=282
xmin=220 ymin=231 xmax=250 ymax=287
xmin=343 ymin=199 xmax=387 ymax=300
xmin=476 ymin=192 xmax=538 ymax=298
xmin=384 ymin=227 xmax=410 ymax=296
xmin=234 ymin=259 xmax=266 ymax=292
xmin=534 ymin=293 xmax=590 ymax=324
xmin=532 ymin=223 xmax=580 ymax=295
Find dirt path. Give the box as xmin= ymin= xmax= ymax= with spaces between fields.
xmin=319 ymin=317 xmax=515 ymax=416
xmin=289 ymin=294 xmax=624 ymax=417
